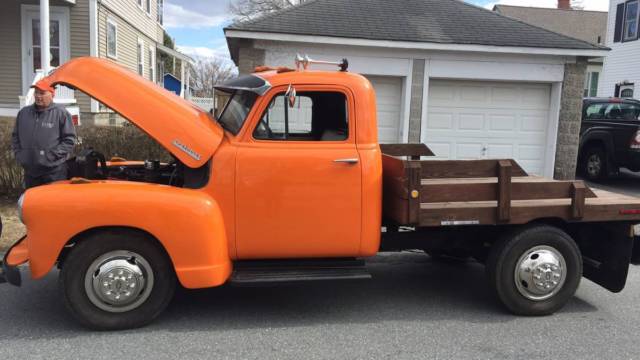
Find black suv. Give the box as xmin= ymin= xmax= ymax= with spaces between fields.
xmin=578 ymin=98 xmax=640 ymax=180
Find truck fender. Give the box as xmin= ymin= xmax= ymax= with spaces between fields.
xmin=579 ymin=129 xmax=615 ymax=156
xmin=19 ymin=182 xmax=232 ymax=289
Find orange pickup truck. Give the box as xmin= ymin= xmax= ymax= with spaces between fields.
xmin=3 ymin=57 xmax=640 ymax=330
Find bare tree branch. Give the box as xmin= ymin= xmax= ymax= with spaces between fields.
xmin=229 ymin=0 xmax=304 ymax=23
xmin=189 ymin=57 xmax=235 ymax=98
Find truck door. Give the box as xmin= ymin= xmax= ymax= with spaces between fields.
xmin=235 ymin=86 xmax=362 ymax=259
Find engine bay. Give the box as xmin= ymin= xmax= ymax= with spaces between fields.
xmin=67 ymin=148 xmax=209 ymax=188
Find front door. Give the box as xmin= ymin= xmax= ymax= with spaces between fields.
xmin=21 ymin=6 xmax=70 ymax=94
xmin=235 ymin=86 xmax=362 ymax=259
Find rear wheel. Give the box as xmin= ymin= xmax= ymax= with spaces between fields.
xmin=59 ymin=231 xmax=176 ymax=330
xmin=486 ymin=225 xmax=582 ymax=316
xmin=580 ymin=146 xmax=607 ymax=180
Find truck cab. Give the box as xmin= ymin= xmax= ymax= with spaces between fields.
xmin=207 ymin=69 xmax=382 ymax=260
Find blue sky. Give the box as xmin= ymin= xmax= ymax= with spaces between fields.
xmin=164 ymin=0 xmax=609 ymax=62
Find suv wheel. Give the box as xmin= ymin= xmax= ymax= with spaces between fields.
xmin=580 ymin=147 xmax=607 ymax=180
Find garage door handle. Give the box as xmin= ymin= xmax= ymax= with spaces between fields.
xmin=334 ymin=158 xmax=359 ymax=164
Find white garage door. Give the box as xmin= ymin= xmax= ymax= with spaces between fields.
xmin=426 ymin=80 xmax=552 ymax=176
xmin=365 ymin=76 xmax=403 ymax=144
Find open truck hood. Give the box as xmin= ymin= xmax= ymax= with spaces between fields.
xmin=43 ymin=57 xmax=223 ymax=168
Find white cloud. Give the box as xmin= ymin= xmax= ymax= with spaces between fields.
xmin=482 ymin=0 xmax=609 ymax=11
xmin=176 ymin=45 xmax=236 ymax=68
xmin=164 ymin=3 xmax=228 ymax=28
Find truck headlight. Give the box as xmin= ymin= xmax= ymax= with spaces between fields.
xmin=17 ymin=193 xmax=25 ymax=224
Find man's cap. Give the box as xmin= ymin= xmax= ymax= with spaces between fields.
xmin=30 ymin=80 xmax=55 ymax=93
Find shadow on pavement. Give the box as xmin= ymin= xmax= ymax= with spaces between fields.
xmin=0 ymin=252 xmax=599 ymax=339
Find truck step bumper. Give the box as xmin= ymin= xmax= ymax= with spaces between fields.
xmin=230 ymin=258 xmax=371 ymax=286
xmin=0 ymin=258 xmax=21 ymax=286
xmin=0 ymin=235 xmax=28 ymax=287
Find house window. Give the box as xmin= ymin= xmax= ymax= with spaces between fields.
xmin=146 ymin=0 xmax=151 ymax=15
xmin=157 ymin=0 xmax=163 ymax=24
xmin=148 ymin=46 xmax=155 ymax=82
xmin=254 ymin=91 xmax=348 ymax=141
xmin=137 ymin=0 xmax=143 ymax=9
xmin=583 ymin=72 xmax=600 ymax=97
xmin=624 ymin=0 xmax=639 ymax=41
xmin=137 ymin=39 xmax=144 ymax=75
xmin=106 ymin=18 xmax=117 ymax=59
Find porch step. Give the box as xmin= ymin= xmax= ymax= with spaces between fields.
xmin=229 ymin=258 xmax=371 ymax=286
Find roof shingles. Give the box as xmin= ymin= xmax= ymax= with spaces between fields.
xmin=226 ymin=0 xmax=605 ymax=50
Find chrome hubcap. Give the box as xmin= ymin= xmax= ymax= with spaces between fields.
xmin=587 ymin=154 xmax=602 ymax=176
xmin=84 ymin=251 xmax=154 ymax=313
xmin=514 ymin=246 xmax=566 ymax=301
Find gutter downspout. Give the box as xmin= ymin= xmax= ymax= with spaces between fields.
xmin=40 ymin=0 xmax=50 ymax=75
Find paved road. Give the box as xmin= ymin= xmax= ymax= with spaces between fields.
xmin=583 ymin=169 xmax=640 ymax=198
xmin=1 ymin=252 xmax=640 ymax=359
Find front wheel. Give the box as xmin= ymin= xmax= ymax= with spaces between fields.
xmin=59 ymin=231 xmax=176 ymax=330
xmin=486 ymin=225 xmax=582 ymax=316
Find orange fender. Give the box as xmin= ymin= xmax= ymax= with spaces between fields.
xmin=20 ymin=181 xmax=231 ymax=289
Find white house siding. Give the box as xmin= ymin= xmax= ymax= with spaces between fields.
xmin=0 ymin=1 xmax=90 ymax=111
xmin=98 ymin=6 xmax=157 ymax=87
xmin=0 ymin=1 xmax=23 ymax=107
xmin=69 ymin=0 xmax=91 ymax=114
xmin=101 ymin=0 xmax=161 ymax=42
xmin=598 ymin=0 xmax=640 ymax=99
xmin=257 ymin=40 xmax=567 ymax=177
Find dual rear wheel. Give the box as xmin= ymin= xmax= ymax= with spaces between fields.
xmin=486 ymin=225 xmax=582 ymax=315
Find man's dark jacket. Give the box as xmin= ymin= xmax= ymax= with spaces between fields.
xmin=11 ymin=103 xmax=76 ymax=177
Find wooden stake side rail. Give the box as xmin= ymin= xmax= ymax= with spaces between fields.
xmin=381 ymin=153 xmax=640 ymax=226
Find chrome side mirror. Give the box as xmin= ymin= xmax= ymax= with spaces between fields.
xmin=285 ymin=84 xmax=297 ymax=108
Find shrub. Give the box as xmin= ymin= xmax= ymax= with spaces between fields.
xmin=0 ymin=121 xmax=170 ymax=195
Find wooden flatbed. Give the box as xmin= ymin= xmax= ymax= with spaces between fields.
xmin=380 ymin=144 xmax=640 ymax=227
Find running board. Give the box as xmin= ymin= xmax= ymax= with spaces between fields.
xmin=229 ymin=258 xmax=371 ymax=286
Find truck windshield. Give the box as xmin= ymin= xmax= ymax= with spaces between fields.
xmin=218 ymin=90 xmax=258 ymax=135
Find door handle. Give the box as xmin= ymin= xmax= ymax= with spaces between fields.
xmin=334 ymin=158 xmax=359 ymax=164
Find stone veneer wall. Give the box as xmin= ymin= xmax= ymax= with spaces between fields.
xmin=408 ymin=59 xmax=425 ymax=143
xmin=554 ymin=57 xmax=587 ymax=180
xmin=237 ymin=40 xmax=266 ymax=75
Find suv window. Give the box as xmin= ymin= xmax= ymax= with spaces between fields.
xmin=254 ymin=91 xmax=348 ymax=141
xmin=585 ymin=103 xmax=605 ymax=119
xmin=603 ymin=103 xmax=640 ymax=121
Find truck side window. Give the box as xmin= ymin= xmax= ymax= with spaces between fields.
xmin=254 ymin=91 xmax=348 ymax=141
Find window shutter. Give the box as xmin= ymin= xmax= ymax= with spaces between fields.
xmin=614 ymin=3 xmax=625 ymax=43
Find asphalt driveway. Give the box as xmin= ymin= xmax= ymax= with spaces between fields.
xmin=583 ymin=168 xmax=640 ymax=198
xmin=1 ymin=252 xmax=640 ymax=359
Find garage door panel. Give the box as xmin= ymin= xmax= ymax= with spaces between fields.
xmin=458 ymin=113 xmax=485 ymax=130
xmin=365 ymin=75 xmax=403 ymax=144
xmin=426 ymin=112 xmax=454 ymax=129
xmin=521 ymin=114 xmax=547 ymax=132
xmin=489 ymin=114 xmax=517 ymax=131
xmin=491 ymin=87 xmax=519 ymax=103
xmin=460 ymin=86 xmax=488 ymax=102
xmin=457 ymin=143 xmax=484 ymax=159
xmin=426 ymin=142 xmax=452 ymax=159
xmin=426 ymin=80 xmax=551 ymax=175
xmin=487 ymin=144 xmax=514 ymax=158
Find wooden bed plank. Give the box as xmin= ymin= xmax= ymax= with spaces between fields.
xmin=380 ymin=143 xmax=435 ymax=158
xmin=419 ymin=159 xmax=527 ymax=179
xmin=421 ymin=180 xmax=597 ymax=202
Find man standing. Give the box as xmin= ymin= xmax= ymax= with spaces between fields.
xmin=11 ymin=80 xmax=76 ymax=189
